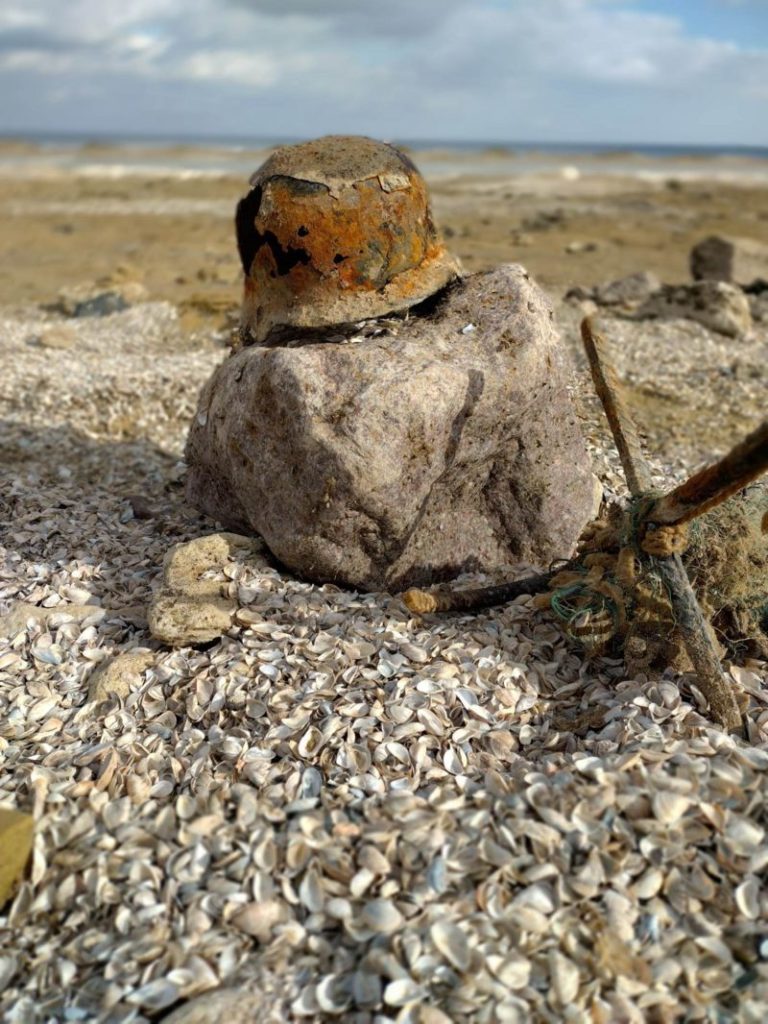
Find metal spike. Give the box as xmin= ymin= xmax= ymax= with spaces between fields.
xmin=580 ymin=317 xmax=652 ymax=496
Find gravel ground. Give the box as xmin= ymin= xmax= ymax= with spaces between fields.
xmin=1 ymin=294 xmax=767 ymax=1024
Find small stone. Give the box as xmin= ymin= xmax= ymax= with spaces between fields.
xmin=162 ymin=533 xmax=257 ymax=594
xmin=148 ymin=533 xmax=259 ymax=646
xmin=0 ymin=808 xmax=34 ymax=908
xmin=159 ymin=989 xmax=267 ymax=1023
xmin=36 ymin=325 xmax=77 ymax=350
xmin=690 ymin=235 xmax=768 ymax=286
xmin=565 ymin=240 xmax=598 ymax=254
xmin=86 ymin=650 xmax=155 ymax=703
xmin=593 ymin=271 xmax=660 ymax=307
xmin=0 ymin=601 xmax=104 ymax=637
xmin=73 ymin=291 xmax=129 ymax=318
xmin=637 ymin=281 xmax=752 ymax=338
xmin=148 ymin=591 xmax=234 ymax=647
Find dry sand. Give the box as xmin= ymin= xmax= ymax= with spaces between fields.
xmin=1 ymin=143 xmax=768 ymax=1022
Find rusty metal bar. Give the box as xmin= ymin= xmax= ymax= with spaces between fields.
xmin=646 ymin=419 xmax=768 ymax=526
xmin=581 ymin=317 xmax=653 ymax=497
xmin=402 ymin=565 xmax=570 ymax=615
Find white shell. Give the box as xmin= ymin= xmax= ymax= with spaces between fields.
xmin=430 ymin=921 xmax=471 ymax=972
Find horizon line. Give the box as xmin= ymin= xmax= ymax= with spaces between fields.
xmin=1 ymin=128 xmax=767 ymax=155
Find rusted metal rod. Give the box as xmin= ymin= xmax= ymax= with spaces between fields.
xmin=646 ymin=419 xmax=768 ymax=527
xmin=581 ymin=317 xmax=653 ymax=496
xmin=402 ymin=566 xmax=568 ymax=615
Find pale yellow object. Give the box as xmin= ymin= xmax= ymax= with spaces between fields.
xmin=0 ymin=807 xmax=34 ymax=908
xmin=402 ymin=589 xmax=438 ymax=614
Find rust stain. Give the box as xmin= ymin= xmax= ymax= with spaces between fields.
xmin=235 ymin=135 xmax=461 ymax=343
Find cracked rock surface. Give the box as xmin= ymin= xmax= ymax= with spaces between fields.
xmin=186 ymin=265 xmax=600 ymax=591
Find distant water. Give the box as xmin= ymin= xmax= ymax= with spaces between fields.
xmin=5 ymin=130 xmax=768 ymax=158
xmin=1 ymin=131 xmax=767 ymax=182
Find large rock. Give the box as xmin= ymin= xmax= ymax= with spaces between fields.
xmin=690 ymin=235 xmax=768 ymax=286
xmin=636 ymin=281 xmax=752 ymax=339
xmin=186 ymin=265 xmax=600 ymax=591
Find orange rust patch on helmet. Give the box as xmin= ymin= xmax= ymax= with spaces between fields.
xmin=236 ymin=135 xmax=461 ymax=343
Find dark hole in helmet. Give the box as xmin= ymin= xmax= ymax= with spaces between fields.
xmin=235 ymin=185 xmax=312 ymax=277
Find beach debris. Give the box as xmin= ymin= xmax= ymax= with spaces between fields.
xmin=404 ymin=318 xmax=767 ymax=731
xmin=690 ymin=234 xmax=768 ymax=287
xmin=235 ymin=135 xmax=461 ymax=345
xmin=186 ymin=264 xmax=601 ymax=590
xmin=636 ymin=280 xmax=752 ymax=338
xmin=86 ymin=649 xmax=155 ymax=703
xmin=148 ymin=533 xmax=259 ymax=646
xmin=0 ymin=808 xmax=34 ymax=909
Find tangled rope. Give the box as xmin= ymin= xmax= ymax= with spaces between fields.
xmin=532 ymin=498 xmax=691 ymax=656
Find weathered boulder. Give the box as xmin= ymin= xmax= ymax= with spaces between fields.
xmin=690 ymin=235 xmax=768 ymax=286
xmin=186 ymin=265 xmax=600 ymax=591
xmin=636 ymin=281 xmax=752 ymax=339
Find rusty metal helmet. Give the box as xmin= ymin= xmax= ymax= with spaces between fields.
xmin=235 ymin=135 xmax=461 ymax=343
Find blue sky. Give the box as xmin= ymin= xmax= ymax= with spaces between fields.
xmin=0 ymin=0 xmax=765 ymax=146
xmin=638 ymin=0 xmax=768 ymax=47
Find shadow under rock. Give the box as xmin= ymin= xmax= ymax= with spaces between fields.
xmin=0 ymin=420 xmax=213 ymax=612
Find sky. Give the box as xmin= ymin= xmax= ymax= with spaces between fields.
xmin=0 ymin=0 xmax=766 ymax=147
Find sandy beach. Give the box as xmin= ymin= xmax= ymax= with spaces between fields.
xmin=1 ymin=142 xmax=767 ymax=313
xmin=1 ymin=141 xmax=768 ymax=1022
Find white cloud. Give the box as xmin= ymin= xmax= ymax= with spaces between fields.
xmin=0 ymin=0 xmax=765 ymax=144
